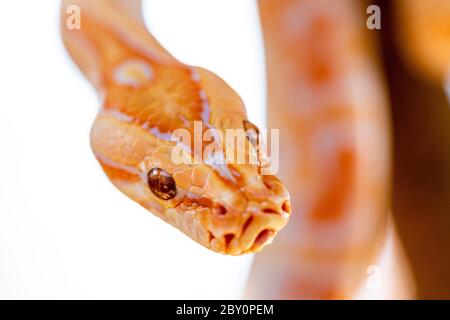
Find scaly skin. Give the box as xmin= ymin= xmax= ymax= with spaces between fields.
xmin=61 ymin=0 xmax=290 ymax=255
xmin=379 ymin=0 xmax=450 ymax=299
xmin=64 ymin=0 xmax=450 ymax=298
xmin=394 ymin=0 xmax=450 ymax=83
xmin=246 ymin=0 xmax=391 ymax=298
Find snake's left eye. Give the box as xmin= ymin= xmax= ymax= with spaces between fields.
xmin=147 ymin=167 xmax=177 ymax=200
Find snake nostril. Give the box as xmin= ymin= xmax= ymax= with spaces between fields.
xmin=224 ymin=234 xmax=235 ymax=248
xmin=262 ymin=175 xmax=278 ymax=191
xmin=262 ymin=207 xmax=279 ymax=214
xmin=208 ymin=232 xmax=215 ymax=243
xmin=241 ymin=215 xmax=254 ymax=235
xmin=281 ymin=200 xmax=291 ymax=213
xmin=263 ymin=179 xmax=273 ymax=190
xmin=213 ymin=204 xmax=227 ymax=216
xmin=254 ymin=229 xmax=275 ymax=247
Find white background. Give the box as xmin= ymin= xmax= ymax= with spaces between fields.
xmin=0 ymin=0 xmax=266 ymax=299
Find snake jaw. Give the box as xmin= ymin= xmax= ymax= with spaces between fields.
xmin=163 ymin=171 xmax=292 ymax=255
xmin=166 ymin=204 xmax=290 ymax=255
xmin=207 ymin=204 xmax=290 ymax=255
xmin=155 ymin=177 xmax=291 ymax=256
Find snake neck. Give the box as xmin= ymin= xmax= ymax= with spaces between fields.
xmin=60 ymin=0 xmax=180 ymax=92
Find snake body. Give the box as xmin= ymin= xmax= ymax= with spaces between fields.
xmin=246 ymin=0 xmax=391 ymax=299
xmin=246 ymin=0 xmax=450 ymax=299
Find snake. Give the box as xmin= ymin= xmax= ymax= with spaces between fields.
xmin=61 ymin=0 xmax=291 ymax=256
xmin=61 ymin=0 xmax=450 ymax=298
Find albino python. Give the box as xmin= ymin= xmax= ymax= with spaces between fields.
xmin=61 ymin=0 xmax=291 ymax=256
xmin=61 ymin=0 xmax=450 ymax=298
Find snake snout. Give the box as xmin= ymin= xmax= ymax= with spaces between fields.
xmin=210 ymin=198 xmax=290 ymax=255
xmin=206 ymin=174 xmax=290 ymax=255
xmin=227 ymin=211 xmax=287 ymax=255
xmin=215 ymin=176 xmax=291 ymax=255
xmin=242 ymin=176 xmax=291 ymax=253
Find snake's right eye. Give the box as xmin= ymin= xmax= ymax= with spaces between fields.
xmin=243 ymin=120 xmax=260 ymax=149
xmin=147 ymin=167 xmax=177 ymax=200
xmin=243 ymin=120 xmax=270 ymax=170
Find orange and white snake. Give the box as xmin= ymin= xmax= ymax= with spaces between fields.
xmin=61 ymin=0 xmax=291 ymax=256
xmin=61 ymin=0 xmax=450 ymax=299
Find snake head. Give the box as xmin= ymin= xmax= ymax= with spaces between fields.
xmin=91 ymin=62 xmax=291 ymax=255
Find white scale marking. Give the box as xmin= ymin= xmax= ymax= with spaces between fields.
xmin=113 ymin=58 xmax=153 ymax=87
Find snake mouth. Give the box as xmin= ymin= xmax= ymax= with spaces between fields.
xmin=167 ymin=175 xmax=291 ymax=255
xmin=207 ymin=204 xmax=291 ymax=255
xmin=166 ymin=199 xmax=288 ymax=255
